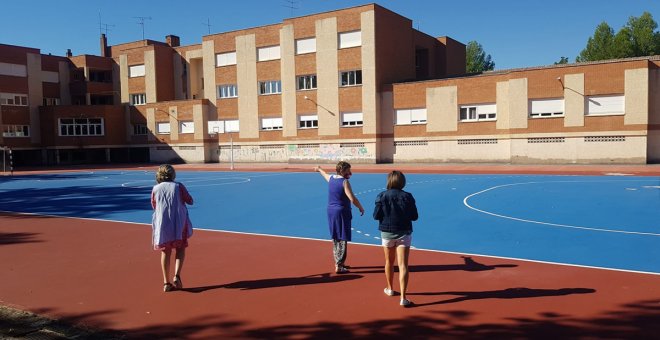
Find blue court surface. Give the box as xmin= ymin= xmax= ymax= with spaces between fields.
xmin=1 ymin=170 xmax=659 ymax=274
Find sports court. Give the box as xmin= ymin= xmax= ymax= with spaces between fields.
xmin=1 ymin=164 xmax=659 ymax=338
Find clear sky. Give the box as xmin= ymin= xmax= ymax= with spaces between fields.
xmin=2 ymin=0 xmax=658 ymax=70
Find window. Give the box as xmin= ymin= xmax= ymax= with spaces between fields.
xmin=341 ymin=112 xmax=363 ymax=127
xmin=0 ymin=62 xmax=27 ymax=77
xmin=295 ymin=38 xmax=316 ymax=54
xmin=43 ymin=98 xmax=60 ymax=106
xmin=338 ymin=31 xmax=362 ymax=49
xmin=179 ymin=121 xmax=194 ymax=134
xmin=299 ymin=115 xmax=318 ymax=129
xmin=297 ymin=75 xmax=317 ymax=90
xmin=156 ymin=122 xmax=171 ymax=134
xmin=133 ymin=124 xmax=148 ymax=135
xmin=530 ymin=99 xmax=564 ymax=118
xmin=586 ymin=95 xmax=624 ymax=115
xmin=2 ymin=125 xmax=30 ymax=137
xmin=59 ymin=118 xmax=104 ymax=136
xmin=396 ymin=108 xmax=427 ymax=125
xmin=340 ymin=70 xmax=362 ymax=87
xmin=261 ymin=117 xmax=283 ymax=130
xmin=225 ymin=120 xmax=239 ymax=132
xmin=216 ymin=52 xmax=237 ymax=67
xmin=257 ymin=46 xmax=281 ymax=62
xmin=259 ymin=80 xmax=282 ymax=95
xmin=0 ymin=93 xmax=28 ymax=106
xmin=41 ymin=71 xmax=59 ymax=83
xmin=130 ymin=93 xmax=146 ymax=105
xmin=128 ymin=64 xmax=145 ymax=78
xmin=218 ymin=84 xmax=238 ymax=98
xmin=459 ymin=104 xmax=496 ymax=122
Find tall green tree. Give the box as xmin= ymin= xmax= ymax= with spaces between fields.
xmin=621 ymin=11 xmax=660 ymax=56
xmin=466 ymin=41 xmax=495 ymax=73
xmin=576 ymin=22 xmax=616 ymax=62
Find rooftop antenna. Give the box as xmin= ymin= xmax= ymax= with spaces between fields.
xmin=282 ymin=0 xmax=299 ymax=17
xmin=203 ymin=18 xmax=212 ymax=35
xmin=134 ymin=16 xmax=152 ymax=40
xmin=98 ymin=12 xmax=115 ymax=36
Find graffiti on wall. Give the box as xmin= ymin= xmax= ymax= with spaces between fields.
xmin=217 ymin=143 xmax=374 ymax=162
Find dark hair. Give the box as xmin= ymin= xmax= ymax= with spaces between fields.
xmin=335 ymin=161 xmax=351 ymax=174
xmin=386 ymin=170 xmax=406 ymax=190
xmin=156 ymin=164 xmax=176 ymax=183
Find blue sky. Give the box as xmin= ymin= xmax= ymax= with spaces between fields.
xmin=2 ymin=0 xmax=658 ymax=70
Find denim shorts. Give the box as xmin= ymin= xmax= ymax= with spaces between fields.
xmin=381 ymin=232 xmax=412 ymax=248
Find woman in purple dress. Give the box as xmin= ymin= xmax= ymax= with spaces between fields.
xmin=316 ymin=161 xmax=365 ymax=274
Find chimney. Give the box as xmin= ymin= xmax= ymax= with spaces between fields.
xmin=100 ymin=33 xmax=108 ymax=57
xmin=166 ymin=35 xmax=180 ymax=47
xmin=66 ymin=49 xmax=72 ymax=57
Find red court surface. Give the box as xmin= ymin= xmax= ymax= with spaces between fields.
xmin=2 ymin=208 xmax=660 ymax=339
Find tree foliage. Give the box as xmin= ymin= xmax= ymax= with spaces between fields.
xmin=577 ymin=12 xmax=660 ymax=62
xmin=466 ymin=41 xmax=495 ymax=73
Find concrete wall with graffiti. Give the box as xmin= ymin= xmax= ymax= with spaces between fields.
xmin=216 ymin=143 xmax=376 ymax=163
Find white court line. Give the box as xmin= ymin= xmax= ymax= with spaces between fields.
xmin=463 ymin=179 xmax=660 ymax=237
xmin=3 ymin=210 xmax=659 ymax=276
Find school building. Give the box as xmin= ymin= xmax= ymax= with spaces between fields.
xmin=0 ymin=3 xmax=659 ymax=166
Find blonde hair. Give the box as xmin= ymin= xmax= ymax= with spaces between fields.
xmin=156 ymin=164 xmax=176 ymax=183
xmin=386 ymin=170 xmax=406 ymax=190
xmin=335 ymin=161 xmax=351 ymax=174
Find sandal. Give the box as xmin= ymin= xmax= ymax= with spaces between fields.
xmin=173 ymin=275 xmax=183 ymax=289
xmin=163 ymin=283 xmax=174 ymax=292
xmin=384 ymin=288 xmax=395 ymax=296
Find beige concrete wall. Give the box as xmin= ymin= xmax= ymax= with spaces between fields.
xmin=27 ymin=53 xmax=42 ymax=144
xmin=112 ymin=62 xmax=121 ymax=104
xmin=509 ymin=78 xmax=528 ymax=129
xmin=119 ymin=55 xmax=129 ymax=103
xmin=144 ymin=50 xmax=156 ymax=103
xmin=236 ymin=34 xmax=259 ymax=138
xmin=193 ymin=103 xmax=207 ymax=140
xmin=151 ymin=145 xmax=207 ymax=163
xmin=316 ymin=17 xmax=340 ymax=136
xmin=185 ymin=49 xmax=203 ymax=100
xmin=146 ymin=107 xmax=156 ymax=141
xmin=58 ymin=61 xmax=71 ymax=105
xmin=650 ymin=68 xmax=660 ymax=125
xmin=392 ymin=140 xmax=510 ymax=163
xmin=379 ymin=91 xmax=394 ymax=162
xmin=202 ymin=40 xmax=217 ymax=103
xmin=426 ymin=86 xmax=457 ymax=132
xmin=564 ymin=73 xmax=585 ymax=127
xmin=280 ymin=25 xmax=297 ymax=137
xmin=624 ymin=68 xmax=648 ymax=125
xmin=216 ymin=142 xmax=377 ymax=163
xmin=510 ymin=136 xmax=646 ymax=164
xmin=169 ymin=106 xmax=178 ymax=141
xmin=496 ymin=81 xmax=510 ymax=130
xmin=361 ymin=10 xmax=377 ymax=135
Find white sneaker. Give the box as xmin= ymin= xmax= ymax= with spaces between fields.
xmin=400 ymin=298 xmax=413 ymax=307
xmin=384 ymin=288 xmax=395 ymax=296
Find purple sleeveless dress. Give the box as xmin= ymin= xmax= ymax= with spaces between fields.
xmin=327 ymin=175 xmax=352 ymax=241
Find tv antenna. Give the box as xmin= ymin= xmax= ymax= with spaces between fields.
xmin=98 ymin=12 xmax=115 ymax=36
xmin=282 ymin=0 xmax=299 ymax=17
xmin=134 ymin=16 xmax=152 ymax=40
xmin=203 ymin=18 xmax=212 ymax=35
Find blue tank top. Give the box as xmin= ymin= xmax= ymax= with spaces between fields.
xmin=328 ymin=175 xmax=350 ymax=209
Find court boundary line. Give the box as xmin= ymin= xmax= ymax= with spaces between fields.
xmin=463 ymin=179 xmax=660 ymax=237
xmin=2 ymin=210 xmax=659 ymax=277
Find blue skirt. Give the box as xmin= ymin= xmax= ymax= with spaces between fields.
xmin=327 ymin=206 xmax=352 ymax=241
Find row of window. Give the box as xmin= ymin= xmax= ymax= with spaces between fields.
xmin=216 ymin=71 xmax=360 ymax=99
xmin=5 ymin=119 xmax=107 ymax=137
xmin=0 ymin=93 xmax=28 ymax=106
xmin=216 ymin=31 xmax=362 ymax=67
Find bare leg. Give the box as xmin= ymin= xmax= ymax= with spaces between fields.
xmin=173 ymin=248 xmax=186 ymax=288
xmin=161 ymin=249 xmax=172 ymax=284
xmin=383 ymin=246 xmax=396 ymax=292
xmin=396 ymin=246 xmax=411 ymax=301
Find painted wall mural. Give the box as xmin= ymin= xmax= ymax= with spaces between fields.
xmin=217 ymin=143 xmax=374 ymax=162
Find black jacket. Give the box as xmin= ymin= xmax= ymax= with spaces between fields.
xmin=373 ymin=189 xmax=418 ymax=233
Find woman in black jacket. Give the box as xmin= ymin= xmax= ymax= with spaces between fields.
xmin=373 ymin=171 xmax=418 ymax=307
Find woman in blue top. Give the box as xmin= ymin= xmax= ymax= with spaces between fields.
xmin=316 ymin=161 xmax=365 ymax=274
xmin=373 ymin=171 xmax=418 ymax=307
